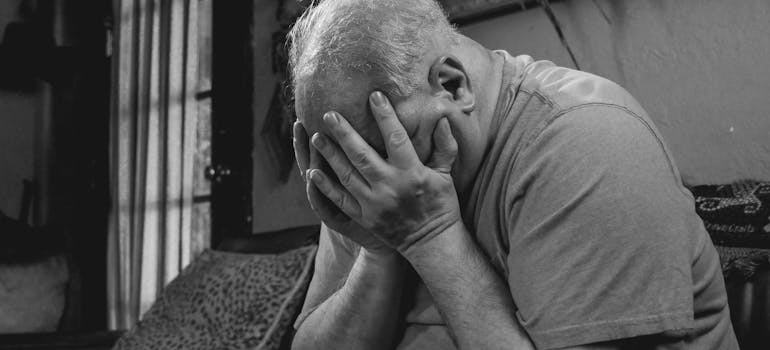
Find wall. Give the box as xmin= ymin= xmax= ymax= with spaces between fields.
xmin=460 ymin=0 xmax=770 ymax=185
xmin=0 ymin=0 xmax=41 ymax=218
xmin=251 ymin=0 xmax=318 ymax=233
xmin=251 ymin=0 xmax=770 ymax=231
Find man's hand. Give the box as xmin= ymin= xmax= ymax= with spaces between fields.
xmin=294 ymin=119 xmax=390 ymax=254
xmin=307 ymin=91 xmax=462 ymax=255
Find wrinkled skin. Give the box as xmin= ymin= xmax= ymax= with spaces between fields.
xmin=294 ymin=120 xmax=388 ymax=253
xmin=293 ymin=91 xmax=461 ymax=254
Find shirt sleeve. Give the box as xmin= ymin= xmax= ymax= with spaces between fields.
xmin=293 ymin=223 xmax=361 ymax=329
xmin=505 ymin=105 xmax=697 ymax=349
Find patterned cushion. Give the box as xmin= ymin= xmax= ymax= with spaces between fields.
xmin=690 ymin=180 xmax=770 ymax=248
xmin=113 ymin=245 xmax=316 ymax=350
xmin=690 ymin=180 xmax=770 ymax=280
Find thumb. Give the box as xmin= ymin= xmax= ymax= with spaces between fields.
xmin=428 ymin=118 xmax=457 ymax=172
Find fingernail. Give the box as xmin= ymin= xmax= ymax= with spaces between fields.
xmin=324 ymin=112 xmax=338 ymax=124
xmin=309 ymin=169 xmax=323 ymax=182
xmin=371 ymin=91 xmax=386 ymax=107
xmin=311 ymin=133 xmax=325 ymax=148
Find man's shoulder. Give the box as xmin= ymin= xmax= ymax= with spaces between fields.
xmin=501 ymin=56 xmax=664 ymax=157
xmin=516 ymin=58 xmax=644 ymax=114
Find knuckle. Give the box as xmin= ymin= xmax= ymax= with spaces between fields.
xmin=339 ymin=170 xmax=354 ymax=188
xmin=374 ymin=107 xmax=392 ymax=120
xmin=389 ymin=130 xmax=408 ymax=147
xmin=352 ymin=150 xmax=369 ymax=167
xmin=409 ymin=170 xmax=429 ymax=189
xmin=364 ymin=167 xmax=381 ymax=180
xmin=335 ymin=193 xmax=347 ymax=210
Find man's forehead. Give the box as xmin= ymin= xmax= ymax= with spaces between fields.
xmin=295 ymin=75 xmax=386 ymax=153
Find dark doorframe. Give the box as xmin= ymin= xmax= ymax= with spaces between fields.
xmin=210 ymin=0 xmax=254 ymax=246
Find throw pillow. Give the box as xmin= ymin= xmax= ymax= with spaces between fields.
xmin=113 ymin=245 xmax=316 ymax=350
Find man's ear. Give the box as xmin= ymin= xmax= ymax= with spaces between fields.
xmin=429 ymin=55 xmax=475 ymax=114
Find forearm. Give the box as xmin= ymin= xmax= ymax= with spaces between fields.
xmin=292 ymin=248 xmax=405 ymax=350
xmin=405 ymin=222 xmax=534 ymax=350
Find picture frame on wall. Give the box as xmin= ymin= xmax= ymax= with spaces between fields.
xmin=440 ymin=0 xmax=539 ymax=26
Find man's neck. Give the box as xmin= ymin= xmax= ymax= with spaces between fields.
xmin=477 ymin=49 xmax=506 ymax=151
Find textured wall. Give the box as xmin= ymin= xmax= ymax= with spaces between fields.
xmin=461 ymin=0 xmax=770 ymax=185
xmin=251 ymin=0 xmax=770 ymax=231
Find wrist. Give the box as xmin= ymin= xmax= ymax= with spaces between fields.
xmin=402 ymin=219 xmax=467 ymax=265
xmin=360 ymin=247 xmax=403 ymax=267
xmin=351 ymin=247 xmax=406 ymax=290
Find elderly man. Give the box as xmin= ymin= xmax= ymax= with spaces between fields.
xmin=288 ymin=0 xmax=737 ymax=349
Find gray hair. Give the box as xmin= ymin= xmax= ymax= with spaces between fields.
xmin=287 ymin=0 xmax=457 ymax=97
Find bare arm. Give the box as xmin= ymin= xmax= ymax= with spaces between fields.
xmin=403 ymin=221 xmax=533 ymax=350
xmin=305 ymin=92 xmax=534 ymax=349
xmin=291 ymin=122 xmax=406 ymax=350
xmin=404 ymin=223 xmax=686 ymax=350
xmin=304 ymin=93 xmax=690 ymax=350
xmin=292 ymin=246 xmax=405 ymax=350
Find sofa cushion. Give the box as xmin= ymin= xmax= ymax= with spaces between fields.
xmin=113 ymin=245 xmax=316 ymax=350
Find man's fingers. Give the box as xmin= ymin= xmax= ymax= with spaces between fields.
xmin=307 ymin=178 xmax=350 ymax=223
xmin=323 ymin=111 xmax=387 ymax=179
xmin=369 ymin=91 xmax=420 ymax=168
xmin=293 ymin=121 xmax=310 ymax=180
xmin=308 ymin=169 xmax=362 ymax=219
xmin=311 ymin=132 xmax=370 ymax=195
xmin=428 ymin=118 xmax=458 ymax=173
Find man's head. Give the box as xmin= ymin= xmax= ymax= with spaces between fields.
xmin=289 ymin=0 xmax=499 ymax=195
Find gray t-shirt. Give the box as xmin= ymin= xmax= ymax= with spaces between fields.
xmin=296 ymin=52 xmax=738 ymax=349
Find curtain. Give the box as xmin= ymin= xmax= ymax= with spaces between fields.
xmin=107 ymin=0 xmax=211 ymax=330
